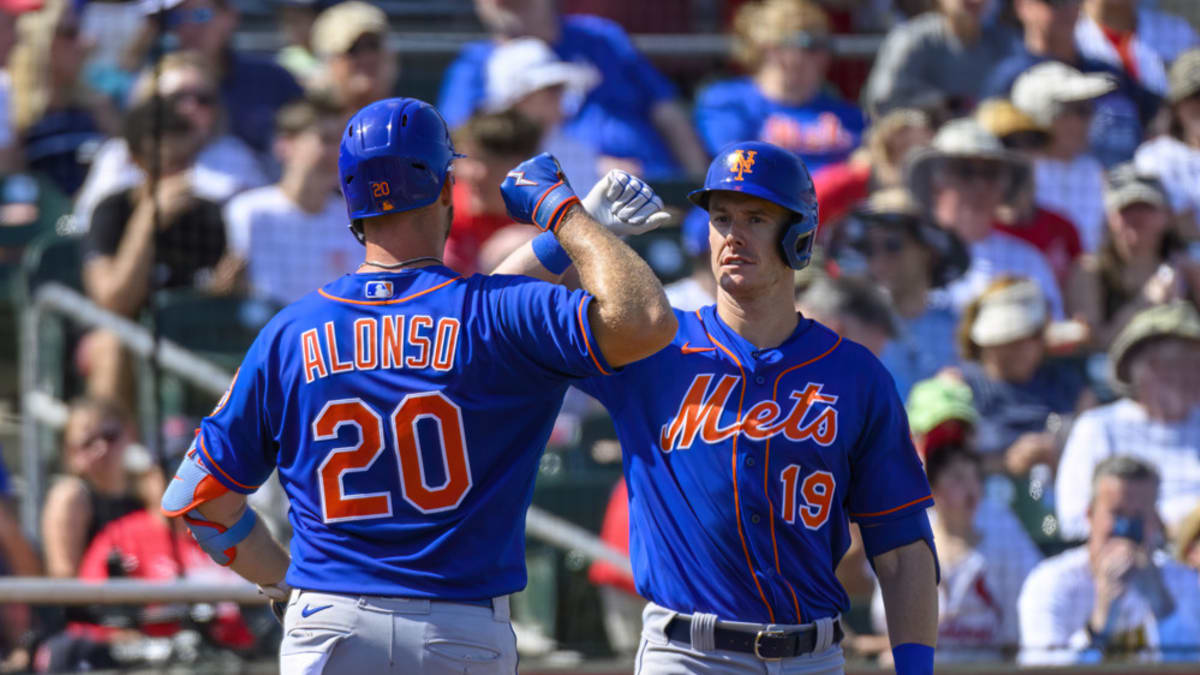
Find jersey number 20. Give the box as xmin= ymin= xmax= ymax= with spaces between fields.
xmin=314 ymin=393 xmax=472 ymax=523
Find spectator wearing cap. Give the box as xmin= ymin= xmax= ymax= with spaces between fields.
xmin=308 ymin=0 xmax=397 ymax=120
xmin=273 ymin=0 xmax=324 ymax=86
xmin=138 ymin=0 xmax=302 ymax=159
xmin=1056 ymin=302 xmax=1200 ymax=540
xmin=1012 ymin=61 xmax=1118 ymax=254
xmin=956 ymin=276 xmax=1089 ymax=478
xmin=796 ymin=274 xmax=898 ymax=358
xmin=694 ymin=0 xmax=865 ymax=174
xmin=1075 ymin=0 xmax=1199 ymax=97
xmin=664 ymin=208 xmax=717 ymax=311
xmin=1020 ymin=456 xmax=1200 ymax=665
xmin=1134 ymin=47 xmax=1200 ymax=231
xmin=812 ymin=107 xmax=934 ymax=233
xmin=1065 ymin=164 xmax=1200 ymax=347
xmin=831 ymin=188 xmax=967 ymax=397
xmin=862 ymin=0 xmax=1015 ymax=119
xmin=9 ymin=0 xmax=114 ymax=198
xmin=71 ymin=51 xmax=269 ymax=233
xmin=444 ymin=110 xmax=542 ymax=276
xmin=438 ymin=0 xmax=708 ymax=179
xmin=976 ymin=98 xmax=1085 ymax=290
xmin=983 ymin=0 xmax=1157 ymax=167
xmin=483 ymin=37 xmax=600 ymax=190
xmin=907 ymin=118 xmax=1066 ymax=318
xmin=223 ymin=95 xmax=360 ymax=306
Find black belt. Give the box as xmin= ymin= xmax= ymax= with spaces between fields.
xmin=665 ymin=615 xmax=843 ymax=660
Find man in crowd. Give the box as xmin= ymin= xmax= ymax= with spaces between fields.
xmin=308 ymin=1 xmax=397 ymax=120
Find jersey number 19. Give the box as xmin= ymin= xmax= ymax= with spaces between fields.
xmin=313 ymin=392 xmax=473 ymax=523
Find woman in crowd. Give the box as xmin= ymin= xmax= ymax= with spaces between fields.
xmin=1067 ymin=163 xmax=1200 ymax=348
xmin=957 ymin=276 xmax=1090 ymax=478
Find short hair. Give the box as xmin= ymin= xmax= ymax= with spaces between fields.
xmin=121 ymin=99 xmax=193 ymax=161
xmin=797 ymin=275 xmax=899 ymax=338
xmin=924 ymin=442 xmax=982 ymax=487
xmin=452 ymin=110 xmax=542 ymax=160
xmin=732 ymin=0 xmax=831 ymax=71
xmin=275 ymin=94 xmax=342 ymax=137
xmin=1092 ymin=455 xmax=1160 ymax=493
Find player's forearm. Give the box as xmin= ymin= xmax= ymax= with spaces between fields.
xmin=195 ymin=495 xmax=289 ymax=586
xmin=490 ymin=238 xmax=566 ymax=283
xmin=555 ymin=204 xmax=676 ymax=367
xmin=874 ymin=539 xmax=938 ymax=647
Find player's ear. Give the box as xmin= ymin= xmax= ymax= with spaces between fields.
xmin=439 ymin=175 xmax=453 ymax=205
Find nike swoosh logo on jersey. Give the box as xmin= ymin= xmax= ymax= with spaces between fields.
xmin=301 ymin=604 xmax=333 ymax=618
xmin=680 ymin=342 xmax=716 ymax=354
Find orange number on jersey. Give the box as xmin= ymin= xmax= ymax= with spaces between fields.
xmin=314 ymin=393 xmax=472 ymax=523
xmin=391 ymin=392 xmax=472 ymax=513
xmin=779 ymin=465 xmax=835 ymax=530
xmin=315 ymin=399 xmax=391 ymax=522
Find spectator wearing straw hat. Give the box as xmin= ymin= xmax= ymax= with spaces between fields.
xmin=830 ymin=187 xmax=968 ymax=397
xmin=308 ymin=1 xmax=397 ymax=119
xmin=1065 ymin=163 xmax=1200 ymax=348
xmin=1134 ymin=47 xmax=1200 ymax=231
xmin=1056 ymin=301 xmax=1200 ymax=540
xmin=984 ymin=0 xmax=1157 ymax=167
xmin=906 ymin=117 xmax=1065 ymax=318
xmin=1011 ymin=61 xmax=1118 ymax=254
xmin=1020 ymin=456 xmax=1200 ymax=665
xmin=483 ymin=36 xmax=600 ymax=190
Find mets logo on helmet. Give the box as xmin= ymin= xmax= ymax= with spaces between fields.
xmin=727 ymin=149 xmax=758 ymax=181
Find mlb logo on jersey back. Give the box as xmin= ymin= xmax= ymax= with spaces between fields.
xmin=365 ymin=281 xmax=394 ymax=300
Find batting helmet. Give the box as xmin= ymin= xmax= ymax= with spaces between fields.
xmin=339 ymin=97 xmax=463 ymax=237
xmin=687 ymin=141 xmax=819 ymax=270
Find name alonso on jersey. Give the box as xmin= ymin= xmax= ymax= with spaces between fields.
xmin=300 ymin=314 xmax=461 ymax=384
xmin=659 ymin=374 xmax=839 ymax=452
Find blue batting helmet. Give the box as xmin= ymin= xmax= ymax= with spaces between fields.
xmin=687 ymin=141 xmax=819 ymax=270
xmin=338 ymin=98 xmax=463 ymax=234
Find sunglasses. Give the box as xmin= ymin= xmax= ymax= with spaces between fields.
xmin=347 ymin=33 xmax=383 ymax=57
xmin=1059 ymin=101 xmax=1095 ymax=118
xmin=858 ymin=234 xmax=907 ymax=258
xmin=166 ymin=7 xmax=214 ymax=28
xmin=168 ymin=89 xmax=218 ymax=107
xmin=78 ymin=425 xmax=123 ymax=448
xmin=943 ymin=160 xmax=1008 ymax=183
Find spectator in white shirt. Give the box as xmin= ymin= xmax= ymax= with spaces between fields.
xmin=1134 ymin=47 xmax=1200 ymax=232
xmin=223 ymin=95 xmax=360 ymax=305
xmin=1075 ymin=0 xmax=1199 ymax=96
xmin=70 ymin=50 xmax=267 ymax=233
xmin=1011 ymin=61 xmax=1118 ymax=253
xmin=1056 ymin=302 xmax=1200 ymax=540
xmin=483 ymin=37 xmax=600 ymax=192
xmin=1020 ymin=456 xmax=1200 ymax=665
xmin=907 ymin=118 xmax=1066 ymax=318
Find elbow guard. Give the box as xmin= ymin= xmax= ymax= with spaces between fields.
xmin=860 ymin=509 xmax=940 ymax=583
xmin=162 ymin=446 xmax=255 ymax=566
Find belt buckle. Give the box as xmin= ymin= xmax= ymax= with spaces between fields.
xmin=753 ymin=629 xmax=787 ymax=661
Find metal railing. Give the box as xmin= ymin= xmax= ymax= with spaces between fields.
xmin=17 ymin=282 xmax=630 ymax=604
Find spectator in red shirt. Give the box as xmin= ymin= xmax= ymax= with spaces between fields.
xmin=445 ymin=110 xmax=542 ymax=274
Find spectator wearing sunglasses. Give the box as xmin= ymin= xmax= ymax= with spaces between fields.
xmin=830 ymin=188 xmax=968 ymax=397
xmin=907 ymin=118 xmax=1066 ymax=319
xmin=694 ymin=0 xmax=865 ymax=174
xmin=139 ymin=0 xmax=302 ymax=160
xmin=40 ymin=398 xmax=143 ymax=580
xmin=983 ymin=0 xmax=1157 ymax=168
xmin=70 ymin=50 xmax=268 ymax=234
xmin=307 ymin=1 xmax=397 ymax=120
xmin=9 ymin=0 xmax=115 ymax=198
xmin=1012 ymin=62 xmax=1118 ymax=255
xmin=976 ymin=99 xmax=1084 ymax=289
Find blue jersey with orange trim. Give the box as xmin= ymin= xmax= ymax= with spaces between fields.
xmin=192 ymin=267 xmax=612 ymax=598
xmin=576 ymin=305 xmax=932 ymax=624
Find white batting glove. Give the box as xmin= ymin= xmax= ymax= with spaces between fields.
xmin=582 ymin=169 xmax=672 ymax=236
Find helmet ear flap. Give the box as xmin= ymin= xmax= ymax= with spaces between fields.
xmin=780 ymin=204 xmax=818 ymax=270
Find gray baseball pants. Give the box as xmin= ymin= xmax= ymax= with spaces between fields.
xmin=278 ymin=589 xmax=517 ymax=674
xmin=635 ymin=601 xmax=845 ymax=675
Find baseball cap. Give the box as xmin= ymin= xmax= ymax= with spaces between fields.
xmin=968 ymin=278 xmax=1047 ymax=347
xmin=1169 ymin=48 xmax=1200 ymax=104
xmin=1109 ymin=301 xmax=1200 ymax=388
xmin=1011 ymin=62 xmax=1117 ymax=127
xmin=311 ymin=0 xmax=387 ymax=58
xmin=1103 ymin=162 xmax=1167 ymax=212
xmin=905 ymin=376 xmax=978 ymax=436
xmin=484 ymin=37 xmax=599 ymax=113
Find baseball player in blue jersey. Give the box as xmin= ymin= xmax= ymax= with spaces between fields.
xmin=158 ymin=97 xmax=678 ymax=673
xmin=496 ymin=140 xmax=940 ymax=674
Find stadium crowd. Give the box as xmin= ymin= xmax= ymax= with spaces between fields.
xmin=1 ymin=0 xmax=1200 ymax=671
